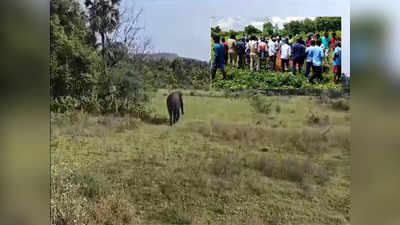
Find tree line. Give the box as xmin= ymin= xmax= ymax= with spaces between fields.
xmin=211 ymin=17 xmax=341 ymax=39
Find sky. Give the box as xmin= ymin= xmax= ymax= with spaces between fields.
xmin=121 ymin=0 xmax=350 ymax=75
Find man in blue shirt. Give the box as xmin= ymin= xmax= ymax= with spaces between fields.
xmin=305 ymin=40 xmax=315 ymax=77
xmin=332 ymin=41 xmax=342 ymax=84
xmin=211 ymin=36 xmax=227 ymax=80
xmin=292 ymin=38 xmax=306 ymax=75
xmin=309 ymin=39 xmax=325 ymax=84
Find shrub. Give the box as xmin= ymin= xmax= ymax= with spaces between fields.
xmin=72 ymin=174 xmax=106 ymax=199
xmin=250 ymin=155 xmax=330 ymax=185
xmin=286 ymin=129 xmax=328 ymax=156
xmin=306 ymin=109 xmax=330 ymax=126
xmin=331 ymin=98 xmax=350 ymax=111
xmin=250 ymin=94 xmax=272 ymax=114
xmin=210 ymin=153 xmax=242 ymax=179
xmin=276 ymin=104 xmax=281 ymax=113
xmin=212 ymin=67 xmax=341 ymax=90
xmin=306 ymin=109 xmax=321 ymax=125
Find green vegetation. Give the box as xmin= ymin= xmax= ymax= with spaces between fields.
xmin=212 ymin=66 xmax=341 ymax=90
xmin=51 ymin=90 xmax=350 ymax=225
xmin=51 ymin=0 xmax=209 ymax=115
xmin=51 ymin=5 xmax=349 ymax=224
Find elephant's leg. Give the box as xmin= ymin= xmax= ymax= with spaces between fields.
xmin=175 ymin=111 xmax=180 ymax=123
xmin=168 ymin=109 xmax=173 ymax=126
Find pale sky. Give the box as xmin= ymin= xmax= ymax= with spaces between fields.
xmin=121 ymin=0 xmax=350 ymax=75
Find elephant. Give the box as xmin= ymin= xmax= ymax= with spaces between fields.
xmin=166 ymin=91 xmax=184 ymax=125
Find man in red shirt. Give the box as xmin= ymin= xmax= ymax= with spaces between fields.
xmin=221 ymin=37 xmax=228 ymax=65
xmin=258 ymin=37 xmax=268 ymax=70
xmin=330 ymin=33 xmax=337 ymax=52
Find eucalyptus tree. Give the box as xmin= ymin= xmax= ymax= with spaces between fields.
xmin=84 ymin=0 xmax=122 ymax=57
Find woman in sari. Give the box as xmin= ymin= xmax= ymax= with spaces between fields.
xmin=275 ymin=37 xmax=282 ymax=72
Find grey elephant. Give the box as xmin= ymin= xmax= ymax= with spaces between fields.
xmin=166 ymin=91 xmax=184 ymax=126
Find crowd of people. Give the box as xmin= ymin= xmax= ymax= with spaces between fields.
xmin=211 ymin=32 xmax=342 ymax=84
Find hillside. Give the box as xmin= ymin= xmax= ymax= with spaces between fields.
xmin=140 ymin=52 xmax=208 ymax=64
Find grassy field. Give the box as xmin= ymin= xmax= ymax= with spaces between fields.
xmin=51 ymin=89 xmax=350 ymax=225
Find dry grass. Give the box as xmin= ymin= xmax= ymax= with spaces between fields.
xmin=51 ymin=91 xmax=350 ymax=225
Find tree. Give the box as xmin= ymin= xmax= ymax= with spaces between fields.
xmin=262 ymin=22 xmax=274 ymax=37
xmin=272 ymin=24 xmax=280 ymax=37
xmin=314 ymin=17 xmax=341 ymax=32
xmin=84 ymin=0 xmax=122 ymax=57
xmin=228 ymin=29 xmax=239 ymax=38
xmin=110 ymin=6 xmax=152 ymax=57
xmin=50 ymin=0 xmax=102 ymax=98
xmin=244 ymin=25 xmax=262 ymax=36
xmin=211 ymin=26 xmax=221 ymax=33
xmin=283 ymin=20 xmax=302 ymax=36
xmin=303 ymin=18 xmax=315 ymax=33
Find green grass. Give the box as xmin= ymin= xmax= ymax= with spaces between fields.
xmin=51 ymin=90 xmax=350 ymax=225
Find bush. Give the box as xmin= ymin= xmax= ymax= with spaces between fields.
xmin=250 ymin=94 xmax=272 ymax=114
xmin=251 ymin=155 xmax=330 ymax=185
xmin=72 ymin=174 xmax=105 ymax=199
xmin=331 ymin=98 xmax=350 ymax=111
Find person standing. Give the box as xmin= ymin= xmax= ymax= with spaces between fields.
xmin=275 ymin=37 xmax=282 ymax=72
xmin=211 ymin=36 xmax=227 ymax=80
xmin=309 ymin=39 xmax=325 ymax=84
xmin=268 ymin=37 xmax=277 ymax=71
xmin=221 ymin=37 xmax=228 ymax=65
xmin=330 ymin=32 xmax=337 ymax=52
xmin=227 ymin=34 xmax=238 ymax=67
xmin=237 ymin=38 xmax=246 ymax=69
xmin=280 ymin=39 xmax=291 ymax=73
xmin=321 ymin=32 xmax=331 ymax=63
xmin=245 ymin=38 xmax=251 ymax=67
xmin=292 ymin=38 xmax=306 ymax=75
xmin=249 ymin=36 xmax=260 ymax=72
xmin=258 ymin=37 xmax=268 ymax=70
xmin=288 ymin=36 xmax=294 ymax=69
xmin=288 ymin=35 xmax=293 ymax=48
xmin=305 ymin=40 xmax=316 ymax=77
xmin=332 ymin=41 xmax=342 ymax=84
xmin=306 ymin=34 xmax=313 ymax=47
xmin=315 ymin=33 xmax=320 ymax=41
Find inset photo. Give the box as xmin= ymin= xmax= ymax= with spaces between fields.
xmin=210 ymin=16 xmax=349 ymax=90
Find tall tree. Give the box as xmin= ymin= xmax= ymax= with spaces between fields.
xmin=212 ymin=26 xmax=221 ymax=33
xmin=50 ymin=0 xmax=102 ymax=97
xmin=262 ymin=22 xmax=274 ymax=37
xmin=84 ymin=0 xmax=122 ymax=57
xmin=110 ymin=6 xmax=152 ymax=57
xmin=244 ymin=25 xmax=262 ymax=36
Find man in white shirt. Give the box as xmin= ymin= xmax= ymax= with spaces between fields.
xmin=249 ymin=36 xmax=259 ymax=72
xmin=280 ymin=38 xmax=291 ymax=73
xmin=268 ymin=38 xmax=277 ymax=71
xmin=227 ymin=34 xmax=238 ymax=67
